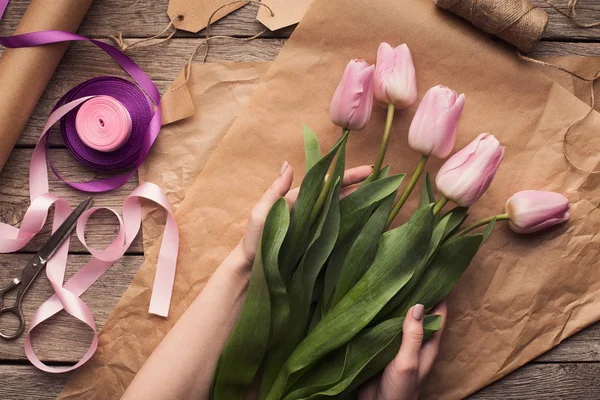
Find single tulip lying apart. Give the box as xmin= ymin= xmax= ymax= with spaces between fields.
xmin=211 ymin=43 xmax=570 ymax=400
xmin=506 ymin=190 xmax=570 ymax=233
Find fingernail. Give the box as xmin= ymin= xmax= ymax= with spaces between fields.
xmin=370 ymin=164 xmax=375 ymax=168
xmin=279 ymin=161 xmax=289 ymax=176
xmin=412 ymin=304 xmax=424 ymax=321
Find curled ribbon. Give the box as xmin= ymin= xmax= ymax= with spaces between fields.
xmin=0 ymin=27 xmax=179 ymax=372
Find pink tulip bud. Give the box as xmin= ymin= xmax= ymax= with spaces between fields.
xmin=408 ymin=85 xmax=466 ymax=159
xmin=373 ymin=43 xmax=417 ymax=108
xmin=329 ymin=59 xmax=375 ymax=131
xmin=436 ymin=133 xmax=504 ymax=207
xmin=505 ymin=190 xmax=570 ymax=233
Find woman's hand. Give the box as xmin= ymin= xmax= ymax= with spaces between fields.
xmin=123 ymin=162 xmax=374 ymax=400
xmin=359 ymin=302 xmax=448 ymax=400
xmin=239 ymin=161 xmax=375 ymax=266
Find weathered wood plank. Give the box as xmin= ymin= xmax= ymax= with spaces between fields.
xmin=2 ymin=362 xmax=600 ymax=399
xmin=533 ymin=0 xmax=600 ymax=41
xmin=0 ymin=0 xmax=294 ymax=39
xmin=0 ymin=255 xmax=142 ymax=362
xmin=469 ymin=363 xmax=600 ymax=399
xmin=531 ymin=41 xmax=600 ymax=56
xmin=0 ymin=148 xmax=144 ymax=254
xmin=0 ymin=38 xmax=283 ymax=147
xmin=5 ymin=38 xmax=600 ymax=148
xmin=2 ymin=0 xmax=600 ymax=41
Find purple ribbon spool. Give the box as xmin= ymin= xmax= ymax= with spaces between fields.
xmin=58 ymin=77 xmax=153 ymax=171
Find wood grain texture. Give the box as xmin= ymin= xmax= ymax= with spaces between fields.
xmin=0 ymin=38 xmax=283 ymax=147
xmin=2 ymin=0 xmax=600 ymax=398
xmin=0 ymin=149 xmax=144 ymax=254
xmin=3 ymin=363 xmax=600 ymax=399
xmin=0 ymin=255 xmax=141 ymax=362
xmin=1 ymin=0 xmax=598 ymax=41
xmin=0 ymin=0 xmax=295 ymax=39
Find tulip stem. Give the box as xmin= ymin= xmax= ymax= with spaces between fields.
xmin=386 ymin=154 xmax=429 ymax=227
xmin=433 ymin=196 xmax=448 ymax=216
xmin=372 ymin=103 xmax=396 ymax=181
xmin=310 ymin=129 xmax=350 ymax=223
xmin=455 ymin=213 xmax=509 ymax=236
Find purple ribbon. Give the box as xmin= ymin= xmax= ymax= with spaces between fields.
xmin=56 ymin=77 xmax=153 ymax=171
xmin=0 ymin=29 xmax=162 ymax=192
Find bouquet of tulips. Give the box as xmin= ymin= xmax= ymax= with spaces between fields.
xmin=211 ymin=43 xmax=570 ymax=400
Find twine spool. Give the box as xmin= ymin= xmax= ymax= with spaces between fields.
xmin=433 ymin=0 xmax=549 ymax=52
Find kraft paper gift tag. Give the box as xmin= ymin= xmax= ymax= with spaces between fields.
xmin=168 ymin=0 xmax=246 ymax=33
xmin=256 ymin=0 xmax=312 ymax=31
xmin=141 ymin=62 xmax=270 ymax=249
xmin=60 ymin=0 xmax=600 ymax=398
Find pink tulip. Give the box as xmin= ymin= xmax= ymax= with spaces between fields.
xmin=436 ymin=133 xmax=504 ymax=207
xmin=408 ymin=85 xmax=466 ymax=159
xmin=373 ymin=43 xmax=417 ymax=108
xmin=329 ymin=59 xmax=375 ymax=131
xmin=505 ymin=190 xmax=570 ymax=233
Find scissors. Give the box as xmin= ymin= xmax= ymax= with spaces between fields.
xmin=0 ymin=197 xmax=92 ymax=340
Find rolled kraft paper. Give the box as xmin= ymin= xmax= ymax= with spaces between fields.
xmin=433 ymin=0 xmax=548 ymax=52
xmin=0 ymin=0 xmax=93 ymax=171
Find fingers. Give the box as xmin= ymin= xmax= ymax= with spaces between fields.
xmin=418 ymin=301 xmax=448 ymax=381
xmin=284 ymin=165 xmax=373 ymax=205
xmin=394 ymin=305 xmax=425 ymax=374
xmin=242 ymin=162 xmax=294 ymax=262
xmin=341 ymin=165 xmax=374 ymax=186
xmin=376 ymin=305 xmax=424 ymax=400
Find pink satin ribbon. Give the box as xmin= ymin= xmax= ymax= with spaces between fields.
xmin=75 ymin=96 xmax=133 ymax=152
xmin=8 ymin=96 xmax=179 ymax=373
xmin=0 ymin=10 xmax=180 ymax=372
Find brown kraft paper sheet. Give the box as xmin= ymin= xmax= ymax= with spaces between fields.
xmin=140 ymin=62 xmax=271 ymax=249
xmin=60 ymin=0 xmax=600 ymax=398
xmin=0 ymin=0 xmax=93 ymax=172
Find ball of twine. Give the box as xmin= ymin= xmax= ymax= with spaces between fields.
xmin=433 ymin=0 xmax=549 ymax=52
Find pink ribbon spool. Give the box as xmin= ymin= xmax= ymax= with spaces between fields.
xmin=75 ymin=95 xmax=132 ymax=152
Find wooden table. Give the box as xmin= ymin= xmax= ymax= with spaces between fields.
xmin=1 ymin=1 xmax=600 ymax=398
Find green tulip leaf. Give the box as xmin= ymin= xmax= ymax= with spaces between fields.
xmin=264 ymin=205 xmax=435 ymax=400
xmin=283 ymin=315 xmax=441 ymax=400
xmin=375 ymin=211 xmax=452 ymax=321
xmin=280 ymin=131 xmax=349 ymax=282
xmin=211 ymin=197 xmax=290 ymax=400
xmin=260 ymin=170 xmax=343 ymax=399
xmin=361 ymin=164 xmax=391 ymax=187
xmin=442 ymin=206 xmax=469 ymax=239
xmin=329 ymin=193 xmax=396 ymax=308
xmin=303 ymin=125 xmax=322 ymax=173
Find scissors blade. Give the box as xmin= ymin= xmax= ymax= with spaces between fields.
xmin=36 ymin=197 xmax=93 ymax=264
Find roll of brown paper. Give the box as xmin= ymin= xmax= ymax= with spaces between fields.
xmin=0 ymin=0 xmax=93 ymax=171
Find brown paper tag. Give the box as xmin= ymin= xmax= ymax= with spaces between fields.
xmin=168 ymin=0 xmax=245 ymax=33
xmin=160 ymin=71 xmax=195 ymax=125
xmin=257 ymin=0 xmax=312 ymax=30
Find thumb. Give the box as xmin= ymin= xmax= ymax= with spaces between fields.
xmin=377 ymin=305 xmax=424 ymax=400
xmin=397 ymin=304 xmax=425 ymax=365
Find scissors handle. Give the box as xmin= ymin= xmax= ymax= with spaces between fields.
xmin=0 ymin=304 xmax=25 ymax=340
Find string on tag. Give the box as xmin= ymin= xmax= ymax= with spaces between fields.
xmin=172 ymin=0 xmax=274 ymax=91
xmin=110 ymin=14 xmax=181 ymax=51
xmin=519 ymin=52 xmax=600 ymax=174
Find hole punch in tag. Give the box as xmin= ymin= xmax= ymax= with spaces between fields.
xmin=256 ymin=0 xmax=313 ymax=31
